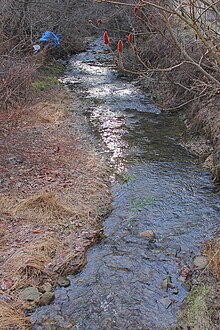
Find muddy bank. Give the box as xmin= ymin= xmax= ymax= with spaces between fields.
xmin=0 ymin=86 xmax=112 ymax=329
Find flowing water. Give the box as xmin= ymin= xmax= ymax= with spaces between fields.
xmin=32 ymin=37 xmax=219 ymax=330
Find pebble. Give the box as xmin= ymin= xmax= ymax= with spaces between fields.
xmin=161 ymin=276 xmax=171 ymax=291
xmin=177 ymin=275 xmax=186 ymax=283
xmin=173 ymin=288 xmax=179 ymax=294
xmin=161 ymin=276 xmax=176 ymax=291
xmin=139 ymin=230 xmax=155 ymax=241
xmin=57 ymin=276 xmax=70 ymax=287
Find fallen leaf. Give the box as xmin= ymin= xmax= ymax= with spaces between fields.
xmin=0 ymin=278 xmax=14 ymax=291
xmin=32 ymin=229 xmax=44 ymax=234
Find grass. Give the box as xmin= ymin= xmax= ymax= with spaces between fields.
xmin=179 ymin=283 xmax=214 ymax=330
xmin=3 ymin=235 xmax=60 ymax=287
xmin=32 ymin=63 xmax=65 ymax=92
xmin=32 ymin=76 xmax=58 ymax=91
xmin=179 ymin=239 xmax=220 ymax=329
xmin=0 ymin=87 xmax=112 ymax=327
xmin=117 ymin=171 xmax=134 ymax=184
xmin=14 ymin=192 xmax=77 ymax=224
xmin=130 ymin=196 xmax=156 ymax=212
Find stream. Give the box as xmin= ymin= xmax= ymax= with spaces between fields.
xmin=31 ymin=37 xmax=219 ymax=330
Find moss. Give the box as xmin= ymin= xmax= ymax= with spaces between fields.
xmin=32 ymin=77 xmax=58 ymax=91
xmin=32 ymin=64 xmax=65 ymax=91
xmin=179 ymin=283 xmax=215 ymax=330
xmin=117 ymin=171 xmax=134 ymax=184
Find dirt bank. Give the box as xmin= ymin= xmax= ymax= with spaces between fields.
xmin=178 ymin=238 xmax=220 ymax=330
xmin=0 ymin=86 xmax=112 ymax=329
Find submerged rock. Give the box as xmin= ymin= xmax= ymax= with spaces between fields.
xmin=139 ymin=230 xmax=155 ymax=241
xmin=161 ymin=276 xmax=175 ymax=291
xmin=172 ymin=288 xmax=179 ymax=295
xmin=193 ymin=256 xmax=208 ymax=270
xmin=20 ymin=287 xmax=41 ymax=301
xmin=57 ymin=276 xmax=70 ymax=287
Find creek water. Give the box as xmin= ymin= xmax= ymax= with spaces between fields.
xmin=31 ymin=37 xmax=219 ymax=330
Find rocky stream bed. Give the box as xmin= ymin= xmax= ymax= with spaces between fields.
xmin=31 ymin=37 xmax=220 ymax=330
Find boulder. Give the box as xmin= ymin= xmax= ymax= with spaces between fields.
xmin=20 ymin=287 xmax=41 ymax=301
xmin=193 ymin=256 xmax=208 ymax=270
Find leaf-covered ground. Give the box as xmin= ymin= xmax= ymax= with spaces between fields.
xmin=0 ymin=87 xmax=112 ymax=329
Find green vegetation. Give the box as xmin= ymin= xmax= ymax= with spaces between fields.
xmin=32 ymin=64 xmax=65 ymax=91
xmin=179 ymin=283 xmax=215 ymax=330
xmin=130 ymin=196 xmax=156 ymax=212
xmin=32 ymin=76 xmax=58 ymax=91
xmin=117 ymin=171 xmax=134 ymax=185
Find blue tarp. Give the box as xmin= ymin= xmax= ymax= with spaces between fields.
xmin=39 ymin=31 xmax=61 ymax=46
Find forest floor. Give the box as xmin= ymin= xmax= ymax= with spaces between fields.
xmin=0 ymin=85 xmax=112 ymax=329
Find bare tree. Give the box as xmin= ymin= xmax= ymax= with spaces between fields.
xmin=96 ymin=0 xmax=220 ymax=100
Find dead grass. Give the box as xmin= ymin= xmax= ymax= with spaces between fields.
xmin=203 ymin=238 xmax=220 ymax=278
xmin=13 ymin=192 xmax=78 ymax=224
xmin=33 ymin=101 xmax=69 ymax=124
xmin=0 ymin=301 xmax=32 ymax=330
xmin=0 ymin=194 xmax=16 ymax=215
xmin=2 ymin=235 xmax=60 ymax=288
xmin=0 ymin=87 xmax=112 ymax=326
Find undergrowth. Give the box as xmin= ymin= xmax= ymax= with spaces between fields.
xmin=32 ymin=64 xmax=66 ymax=92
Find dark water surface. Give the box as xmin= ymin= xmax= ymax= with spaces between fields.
xmin=32 ymin=37 xmax=219 ymax=330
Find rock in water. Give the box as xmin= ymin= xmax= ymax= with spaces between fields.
xmin=139 ymin=230 xmax=155 ymax=241
xmin=20 ymin=287 xmax=41 ymax=301
xmin=193 ymin=256 xmax=208 ymax=270
xmin=57 ymin=276 xmax=70 ymax=287
xmin=38 ymin=292 xmax=55 ymax=306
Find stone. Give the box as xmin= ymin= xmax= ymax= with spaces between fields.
xmin=161 ymin=277 xmax=169 ymax=291
xmin=173 ymin=288 xmax=179 ymax=294
xmin=161 ymin=276 xmax=175 ymax=291
xmin=42 ymin=283 xmax=53 ymax=292
xmin=57 ymin=276 xmax=70 ymax=288
xmin=177 ymin=275 xmax=186 ymax=283
xmin=139 ymin=230 xmax=155 ymax=241
xmin=38 ymin=292 xmax=55 ymax=306
xmin=20 ymin=287 xmax=41 ymax=301
xmin=193 ymin=256 xmax=208 ymax=270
